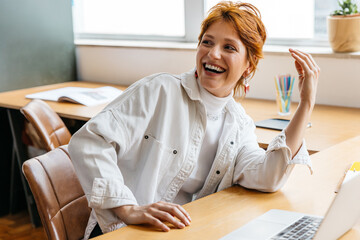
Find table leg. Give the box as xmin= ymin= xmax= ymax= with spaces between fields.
xmin=7 ymin=109 xmax=41 ymax=227
xmin=9 ymin=148 xmax=16 ymax=213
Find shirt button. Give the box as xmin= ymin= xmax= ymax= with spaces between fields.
xmin=216 ymin=170 xmax=220 ymax=174
xmin=173 ymin=150 xmax=177 ymax=154
xmin=144 ymin=135 xmax=149 ymax=139
xmin=230 ymin=141 xmax=234 ymax=145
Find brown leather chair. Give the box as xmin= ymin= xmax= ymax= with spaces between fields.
xmin=22 ymin=145 xmax=91 ymax=240
xmin=20 ymin=99 xmax=72 ymax=151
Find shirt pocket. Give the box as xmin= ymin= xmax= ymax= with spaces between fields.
xmin=141 ymin=133 xmax=178 ymax=187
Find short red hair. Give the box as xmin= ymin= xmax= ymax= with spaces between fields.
xmin=198 ymin=1 xmax=267 ymax=97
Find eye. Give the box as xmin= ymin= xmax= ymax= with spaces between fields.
xmin=225 ymin=45 xmax=237 ymax=51
xmin=201 ymin=39 xmax=212 ymax=46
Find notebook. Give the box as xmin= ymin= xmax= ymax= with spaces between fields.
xmin=220 ymin=173 xmax=360 ymax=240
xmin=255 ymin=118 xmax=291 ymax=131
xmin=255 ymin=118 xmax=312 ymax=131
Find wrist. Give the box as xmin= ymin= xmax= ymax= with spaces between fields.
xmin=113 ymin=205 xmax=135 ymax=218
xmin=299 ymin=99 xmax=314 ymax=112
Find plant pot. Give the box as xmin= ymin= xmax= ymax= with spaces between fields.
xmin=327 ymin=14 xmax=360 ymax=52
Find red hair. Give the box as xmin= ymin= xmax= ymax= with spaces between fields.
xmin=198 ymin=1 xmax=267 ymax=97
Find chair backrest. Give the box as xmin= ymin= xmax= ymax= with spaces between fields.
xmin=22 ymin=146 xmax=91 ymax=240
xmin=20 ymin=99 xmax=71 ymax=151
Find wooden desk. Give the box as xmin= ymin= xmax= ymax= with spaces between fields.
xmin=241 ymin=98 xmax=360 ymax=153
xmin=0 ymin=81 xmax=126 ymax=121
xmin=1 ymin=81 xmax=359 ymax=153
xmin=94 ymin=136 xmax=360 ymax=240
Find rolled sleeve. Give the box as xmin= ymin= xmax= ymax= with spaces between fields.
xmin=266 ymin=130 xmax=313 ymax=174
xmin=234 ymin=124 xmax=312 ymax=192
xmin=89 ymin=178 xmax=138 ymax=209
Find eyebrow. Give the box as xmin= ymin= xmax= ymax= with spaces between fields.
xmin=203 ymin=34 xmax=240 ymax=46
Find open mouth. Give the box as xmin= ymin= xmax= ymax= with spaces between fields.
xmin=204 ymin=63 xmax=225 ymax=74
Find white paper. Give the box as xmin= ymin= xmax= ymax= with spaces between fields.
xmin=26 ymin=86 xmax=122 ymax=106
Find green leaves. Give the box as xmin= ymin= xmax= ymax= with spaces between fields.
xmin=331 ymin=0 xmax=359 ymax=15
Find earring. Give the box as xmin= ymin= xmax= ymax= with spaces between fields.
xmin=244 ymin=77 xmax=250 ymax=94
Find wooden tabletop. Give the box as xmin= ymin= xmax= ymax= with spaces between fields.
xmin=240 ymin=98 xmax=360 ymax=153
xmin=0 ymin=81 xmax=127 ymax=121
xmin=0 ymin=81 xmax=359 ymax=152
xmin=93 ymin=136 xmax=360 ymax=240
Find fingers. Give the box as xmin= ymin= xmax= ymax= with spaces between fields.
xmin=140 ymin=201 xmax=192 ymax=232
xmin=294 ymin=60 xmax=304 ymax=77
xmin=143 ymin=213 xmax=171 ymax=232
xmin=166 ymin=202 xmax=192 ymax=223
xmin=289 ymin=49 xmax=312 ymax=75
xmin=289 ymin=49 xmax=320 ymax=79
xmin=148 ymin=207 xmax=186 ymax=230
xmin=294 ymin=49 xmax=320 ymax=71
xmin=114 ymin=202 xmax=192 ymax=232
xmin=288 ymin=49 xmax=320 ymax=107
xmin=155 ymin=202 xmax=191 ymax=226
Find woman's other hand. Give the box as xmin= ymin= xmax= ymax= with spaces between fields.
xmin=113 ymin=201 xmax=191 ymax=232
xmin=285 ymin=49 xmax=320 ymax=157
xmin=289 ymin=48 xmax=320 ymax=110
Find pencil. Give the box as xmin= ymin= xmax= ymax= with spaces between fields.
xmin=275 ymin=76 xmax=283 ymax=112
xmin=334 ymin=163 xmax=352 ymax=193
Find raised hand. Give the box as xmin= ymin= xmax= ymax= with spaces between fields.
xmin=284 ymin=49 xmax=320 ymax=158
xmin=113 ymin=201 xmax=191 ymax=232
xmin=289 ymin=48 xmax=320 ymax=110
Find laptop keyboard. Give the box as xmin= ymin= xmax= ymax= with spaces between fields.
xmin=270 ymin=216 xmax=323 ymax=240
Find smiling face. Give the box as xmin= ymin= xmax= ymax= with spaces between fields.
xmin=196 ymin=20 xmax=250 ymax=97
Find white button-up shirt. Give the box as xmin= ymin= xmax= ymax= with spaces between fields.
xmin=69 ymin=69 xmax=312 ymax=237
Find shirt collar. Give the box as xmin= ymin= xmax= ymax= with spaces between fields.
xmin=178 ymin=69 xmax=247 ymax=126
xmin=179 ymin=68 xmax=202 ymax=101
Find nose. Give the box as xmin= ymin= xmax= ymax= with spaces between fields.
xmin=208 ymin=45 xmax=221 ymax=60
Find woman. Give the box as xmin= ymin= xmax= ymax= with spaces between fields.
xmin=69 ymin=1 xmax=320 ymax=238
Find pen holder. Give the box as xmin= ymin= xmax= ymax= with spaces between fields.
xmin=275 ymin=74 xmax=295 ymax=116
xmin=276 ymin=90 xmax=292 ymax=116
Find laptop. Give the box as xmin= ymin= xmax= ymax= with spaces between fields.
xmin=220 ymin=173 xmax=360 ymax=240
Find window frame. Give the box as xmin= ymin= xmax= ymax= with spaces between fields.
xmin=73 ymin=0 xmax=332 ymax=47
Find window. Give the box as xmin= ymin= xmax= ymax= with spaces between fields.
xmin=206 ymin=0 xmax=315 ymax=39
xmin=73 ymin=0 xmax=342 ymax=46
xmin=206 ymin=0 xmax=340 ymax=46
xmin=72 ymin=0 xmax=186 ymax=41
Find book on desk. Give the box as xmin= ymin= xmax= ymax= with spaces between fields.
xmin=26 ymin=86 xmax=122 ymax=106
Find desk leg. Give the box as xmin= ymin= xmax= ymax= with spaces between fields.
xmin=9 ymin=148 xmax=17 ymax=213
xmin=7 ymin=109 xmax=41 ymax=227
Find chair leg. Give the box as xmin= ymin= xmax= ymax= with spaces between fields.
xmin=7 ymin=109 xmax=41 ymax=227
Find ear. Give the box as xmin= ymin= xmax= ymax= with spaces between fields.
xmin=243 ymin=67 xmax=252 ymax=78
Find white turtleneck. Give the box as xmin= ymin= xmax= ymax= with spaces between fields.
xmin=174 ymin=80 xmax=232 ymax=205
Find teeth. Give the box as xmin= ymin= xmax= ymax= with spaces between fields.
xmin=205 ymin=63 xmax=225 ymax=73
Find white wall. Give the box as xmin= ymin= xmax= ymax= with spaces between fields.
xmin=76 ymin=45 xmax=360 ymax=108
xmin=249 ymin=54 xmax=360 ymax=108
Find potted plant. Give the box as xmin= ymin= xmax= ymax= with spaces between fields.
xmin=327 ymin=0 xmax=360 ymax=52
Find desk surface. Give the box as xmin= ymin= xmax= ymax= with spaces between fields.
xmin=94 ymin=136 xmax=360 ymax=240
xmin=0 ymin=81 xmax=359 ymax=152
xmin=241 ymin=98 xmax=360 ymax=153
xmin=0 ymin=81 xmax=127 ymax=121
